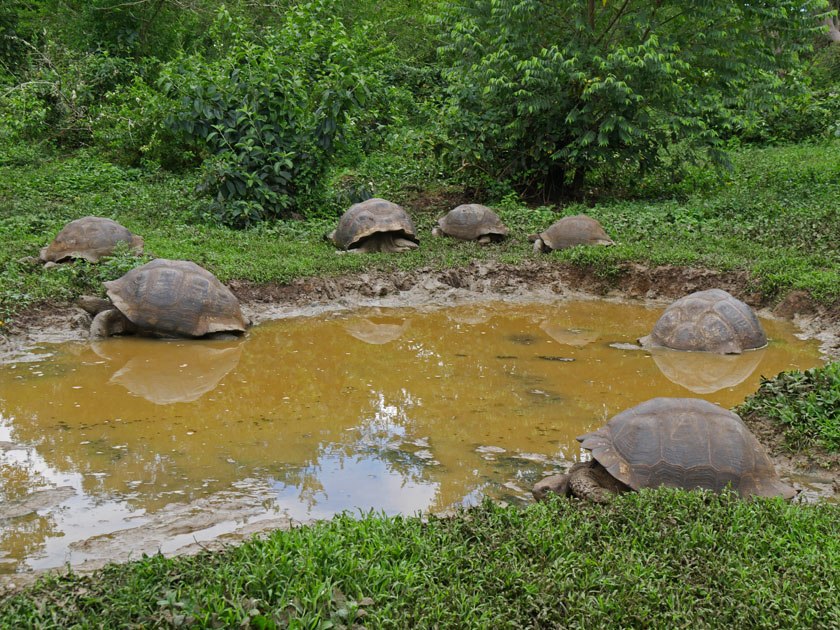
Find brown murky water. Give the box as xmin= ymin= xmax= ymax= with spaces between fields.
xmin=0 ymin=300 xmax=823 ymax=574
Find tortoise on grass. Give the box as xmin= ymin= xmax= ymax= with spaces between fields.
xmin=328 ymin=198 xmax=419 ymax=253
xmin=25 ymin=216 xmax=144 ymax=265
xmin=532 ymin=397 xmax=796 ymax=503
xmin=529 ymin=215 xmax=614 ymax=252
xmin=431 ymin=204 xmax=509 ymax=243
xmin=79 ymin=259 xmax=248 ymax=338
xmin=639 ymin=289 xmax=767 ymax=354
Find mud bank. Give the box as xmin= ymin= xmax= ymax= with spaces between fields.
xmin=5 ymin=261 xmax=840 ymax=358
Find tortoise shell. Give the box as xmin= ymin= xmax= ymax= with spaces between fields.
xmin=329 ymin=198 xmax=418 ymax=250
xmin=536 ymin=215 xmax=614 ymax=250
xmin=436 ymin=204 xmax=509 ymax=241
xmin=41 ymin=216 xmax=144 ymax=263
xmin=577 ymin=397 xmax=795 ymax=499
xmin=641 ymin=289 xmax=766 ymax=354
xmin=104 ymin=259 xmax=247 ymax=338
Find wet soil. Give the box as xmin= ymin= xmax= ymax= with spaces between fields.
xmin=5 ymin=260 xmax=840 ymax=356
xmin=1 ymin=260 xmax=839 ymax=592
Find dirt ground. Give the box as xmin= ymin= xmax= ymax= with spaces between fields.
xmin=1 ymin=261 xmax=839 ymax=591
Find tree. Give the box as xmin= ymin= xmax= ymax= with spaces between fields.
xmin=825 ymin=0 xmax=840 ymax=42
xmin=437 ymin=0 xmax=831 ymax=199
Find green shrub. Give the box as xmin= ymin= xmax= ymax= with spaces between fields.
xmin=0 ymin=43 xmax=138 ymax=147
xmin=436 ymin=0 xmax=825 ymax=198
xmin=158 ymin=4 xmax=373 ymax=227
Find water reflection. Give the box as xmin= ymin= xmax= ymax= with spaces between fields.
xmin=446 ymin=304 xmax=491 ymax=325
xmin=92 ymin=338 xmax=244 ymax=404
xmin=343 ymin=311 xmax=411 ymax=345
xmin=539 ymin=320 xmax=599 ymax=347
xmin=649 ymin=346 xmax=766 ymax=394
xmin=0 ymin=300 xmax=823 ymax=574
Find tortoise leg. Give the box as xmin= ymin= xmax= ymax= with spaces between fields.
xmin=431 ymin=227 xmax=444 ymax=238
xmin=391 ymin=237 xmax=419 ymax=252
xmin=532 ymin=238 xmax=545 ymax=253
xmin=78 ymin=295 xmax=113 ymax=316
xmin=568 ymin=461 xmax=617 ymax=504
xmin=477 ymin=235 xmax=492 ymax=245
xmin=532 ymin=473 xmax=571 ymax=502
xmin=90 ymin=309 xmax=135 ymax=338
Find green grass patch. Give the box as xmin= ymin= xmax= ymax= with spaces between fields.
xmin=2 ymin=140 xmax=840 ymax=325
xmin=739 ymin=362 xmax=840 ymax=452
xmin=2 ymin=492 xmax=839 ymax=629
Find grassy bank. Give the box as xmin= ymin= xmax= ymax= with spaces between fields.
xmin=739 ymin=361 xmax=840 ymax=463
xmin=1 ymin=140 xmax=840 ymax=324
xmin=2 ymin=492 xmax=839 ymax=629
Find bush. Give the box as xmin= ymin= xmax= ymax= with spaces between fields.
xmin=157 ymin=3 xmax=373 ymax=227
xmin=0 ymin=43 xmax=138 ymax=147
xmin=436 ymin=0 xmax=823 ymax=199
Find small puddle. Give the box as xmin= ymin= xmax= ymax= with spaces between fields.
xmin=0 ymin=299 xmax=825 ymax=575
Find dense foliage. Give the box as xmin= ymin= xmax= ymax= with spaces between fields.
xmin=158 ymin=4 xmax=374 ymax=226
xmin=2 ymin=0 xmax=839 ymax=216
xmin=436 ymin=0 xmax=831 ymax=198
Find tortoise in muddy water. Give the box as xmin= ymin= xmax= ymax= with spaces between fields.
xmin=639 ymin=289 xmax=767 ymax=354
xmin=23 ymin=216 xmax=145 ymax=265
xmin=532 ymin=398 xmax=796 ymax=503
xmin=431 ymin=204 xmax=509 ymax=243
xmin=79 ymin=259 xmax=248 ymax=338
xmin=528 ymin=215 xmax=614 ymax=252
xmin=328 ymin=198 xmax=419 ymax=253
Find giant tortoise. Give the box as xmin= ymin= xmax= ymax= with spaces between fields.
xmin=80 ymin=259 xmax=248 ymax=338
xmin=529 ymin=215 xmax=614 ymax=252
xmin=532 ymin=397 xmax=795 ymax=503
xmin=432 ymin=204 xmax=509 ymax=243
xmin=39 ymin=216 xmax=144 ymax=263
xmin=328 ymin=198 xmax=419 ymax=253
xmin=639 ymin=289 xmax=767 ymax=354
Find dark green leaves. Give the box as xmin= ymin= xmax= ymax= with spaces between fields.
xmin=160 ymin=3 xmax=371 ymax=228
xmin=437 ymin=0 xmax=827 ymax=197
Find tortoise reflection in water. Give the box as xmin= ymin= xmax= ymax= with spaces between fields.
xmin=344 ymin=317 xmax=411 ymax=345
xmin=533 ymin=398 xmax=796 ymax=503
xmin=649 ymin=346 xmax=765 ymax=394
xmin=92 ymin=338 xmax=243 ymax=405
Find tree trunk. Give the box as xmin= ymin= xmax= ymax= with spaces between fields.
xmin=826 ymin=16 xmax=840 ymax=43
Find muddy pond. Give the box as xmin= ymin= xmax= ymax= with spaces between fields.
xmin=0 ymin=299 xmax=823 ymax=576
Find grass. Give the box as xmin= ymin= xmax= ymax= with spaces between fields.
xmin=1 ymin=140 xmax=840 ymax=324
xmin=2 ymin=492 xmax=839 ymax=629
xmin=739 ymin=362 xmax=840 ymax=453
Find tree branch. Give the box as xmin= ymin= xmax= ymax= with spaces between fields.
xmin=594 ymin=0 xmax=632 ymax=48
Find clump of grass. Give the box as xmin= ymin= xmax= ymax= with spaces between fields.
xmin=2 ymin=492 xmax=840 ymax=629
xmin=739 ymin=362 xmax=840 ymax=452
